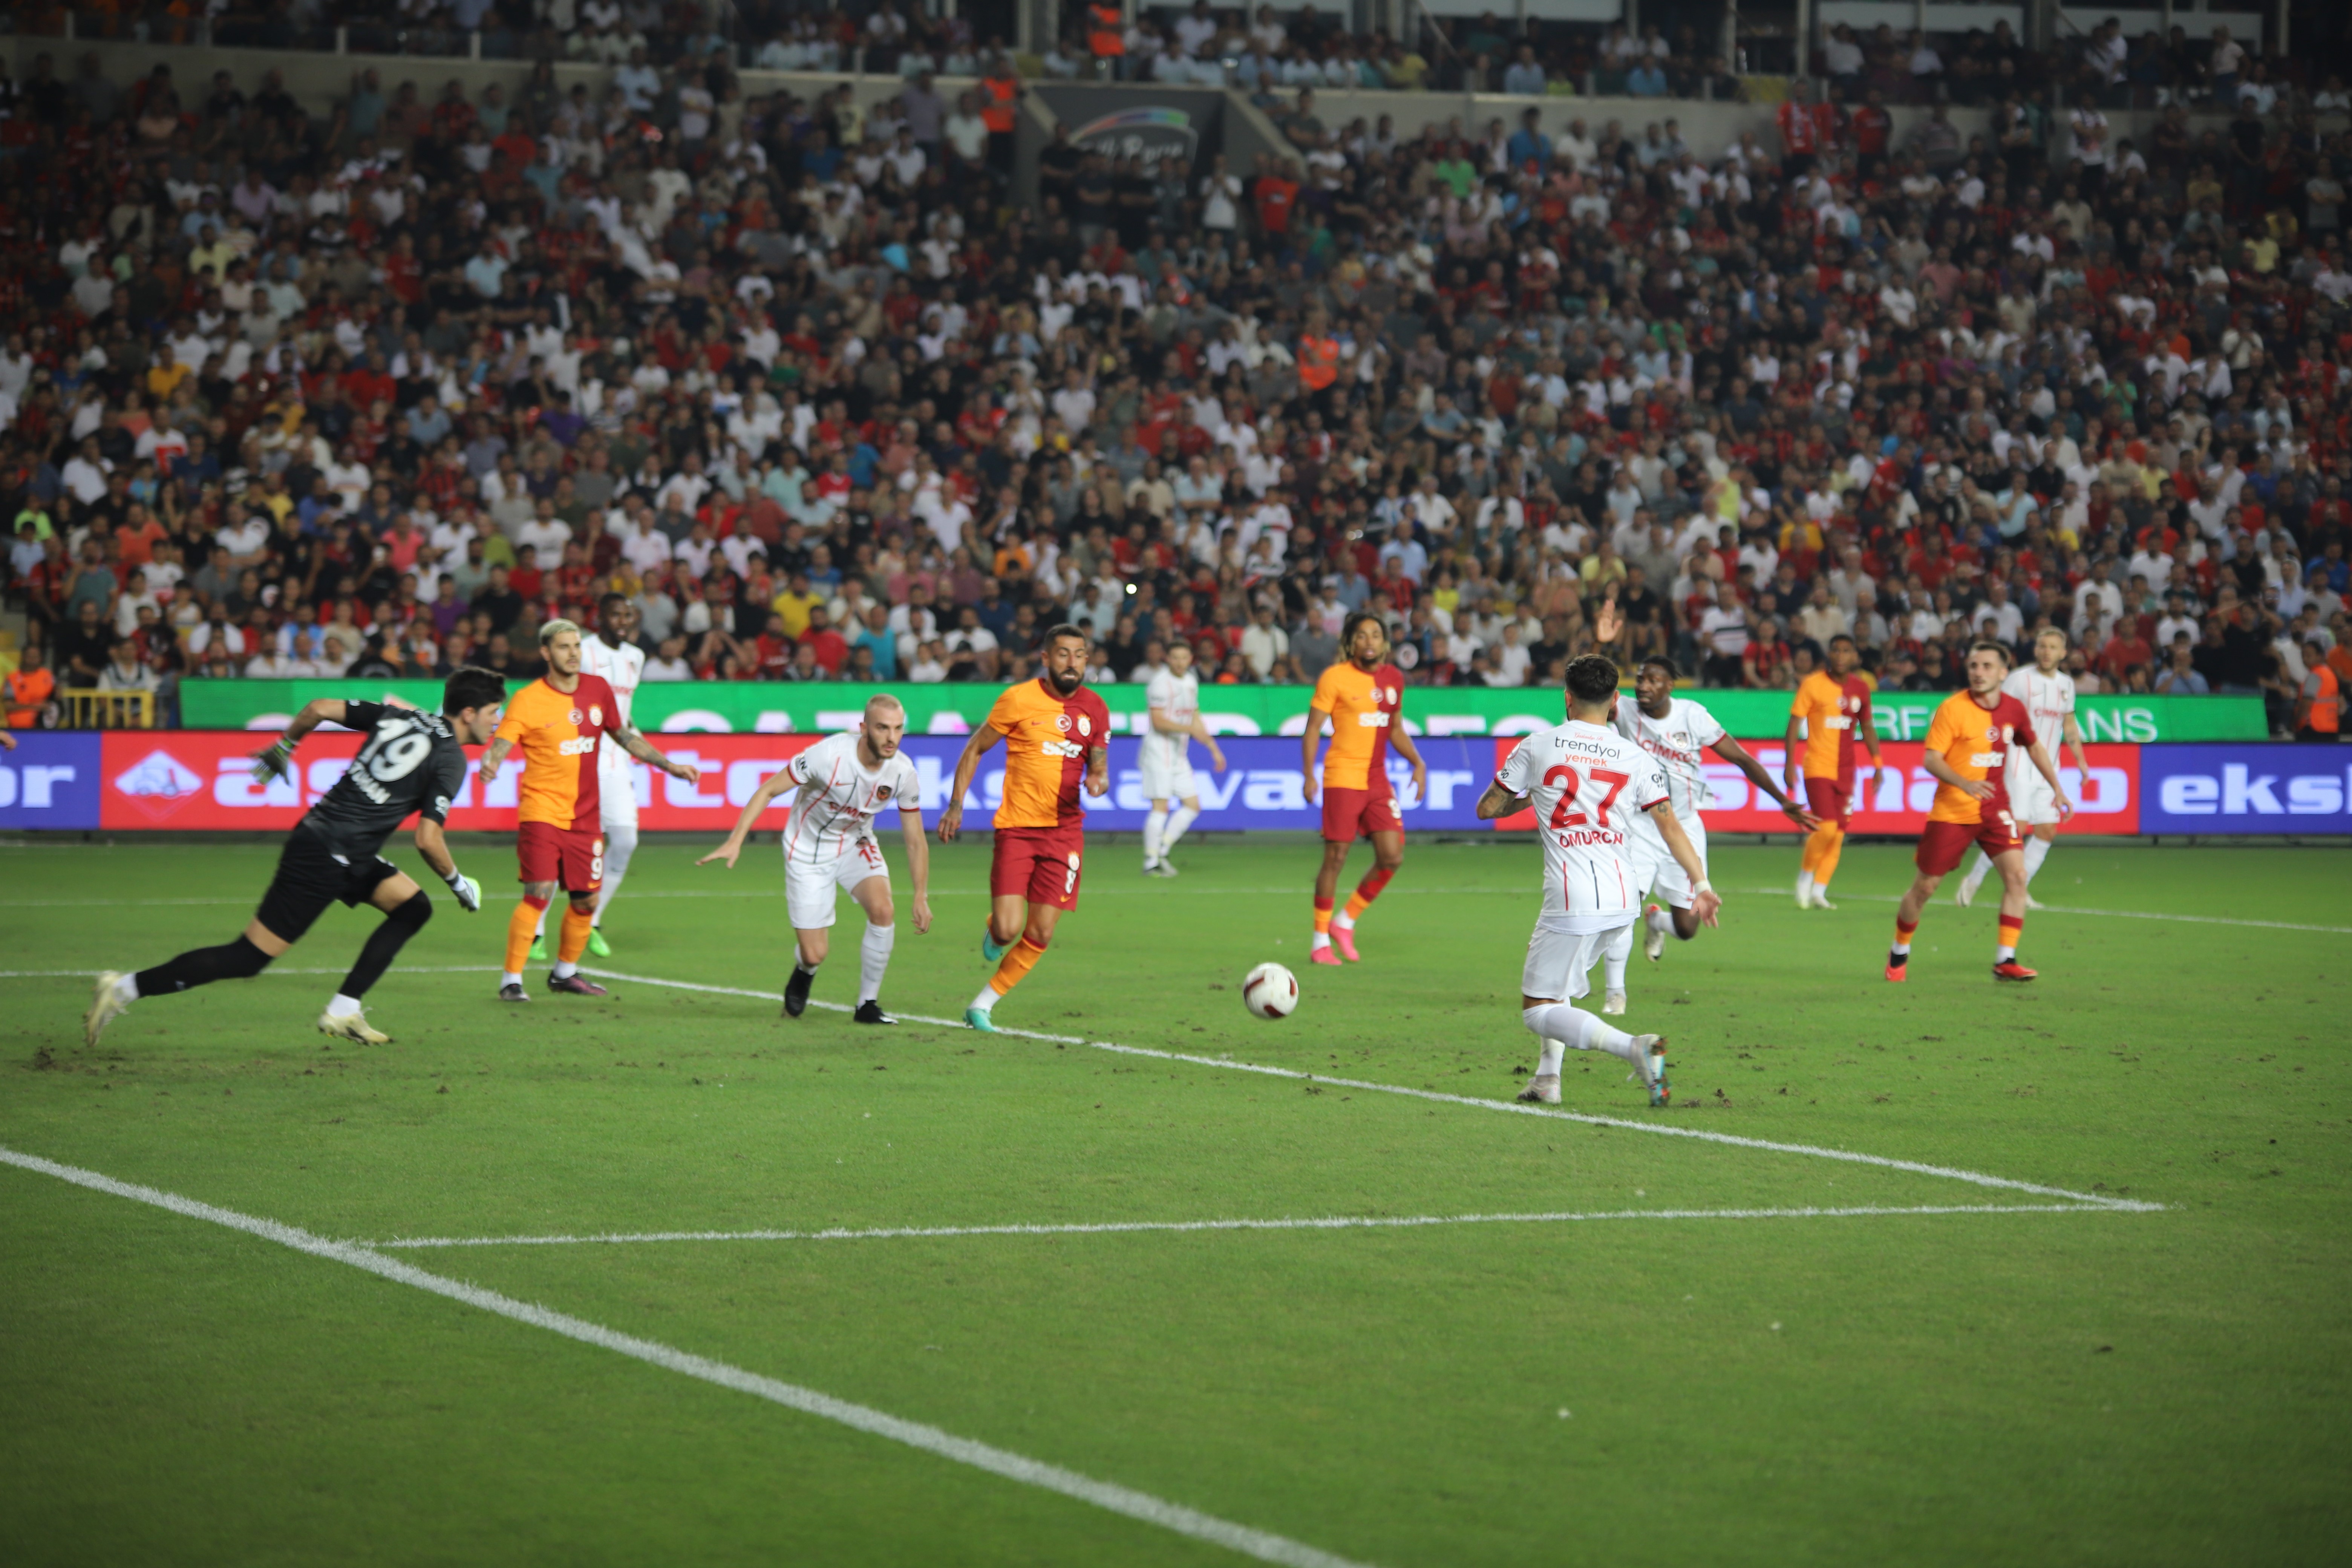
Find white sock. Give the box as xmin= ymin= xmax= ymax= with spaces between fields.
xmin=501 ymin=971 xmax=523 ymax=988
xmin=968 ymin=982 xmax=997 ymax=1013
xmin=552 ymin=959 xmax=578 ymax=979
xmin=1535 ymin=1036 xmax=1566 ymax=1075
xmin=1603 ymin=922 xmax=1632 ymax=992
xmin=2021 ymin=837 xmax=2053 ymax=883
xmin=115 ymin=973 xmax=141 ymax=1003
xmin=1523 ymin=1002 xmax=1637 ymax=1065
xmin=1311 ymin=930 xmax=1332 ymax=951
xmin=1797 ymin=870 xmax=1815 ymax=900
xmin=1164 ymin=803 xmax=1198 ymax=854
xmin=593 ymin=823 xmax=637 ymax=924
xmin=795 ymin=957 xmax=818 ymax=976
xmin=1957 ymin=850 xmax=1992 ymax=896
xmin=1142 ymin=807 xmax=1167 ymax=866
xmin=859 ymin=923 xmax=894 ymax=1003
xmin=1331 ymin=906 xmax=1356 ymax=931
xmin=1996 ymin=944 xmax=2017 ymax=963
xmin=326 ymin=993 xmax=363 ymax=1018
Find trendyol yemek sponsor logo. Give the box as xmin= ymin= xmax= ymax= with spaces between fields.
xmin=2142 ymin=746 xmax=2352 ymax=832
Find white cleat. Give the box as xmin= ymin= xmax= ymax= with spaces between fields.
xmin=1811 ymin=888 xmax=1837 ymax=910
xmin=2025 ymin=893 xmax=2044 ymax=910
xmin=1954 ymin=880 xmax=1977 ymax=908
xmin=1154 ymin=861 xmax=1179 ymax=878
xmin=1626 ymin=1034 xmax=1671 ymax=1106
xmin=1516 ymin=1073 xmax=1562 ymax=1105
xmin=317 ymin=1009 xmax=390 ymax=1046
xmin=1796 ymin=876 xmax=1811 ymax=908
xmin=85 ymin=972 xmax=131 ymax=1047
xmin=1602 ymin=990 xmax=1628 ymax=1016
xmin=1642 ymin=905 xmax=1667 ymax=963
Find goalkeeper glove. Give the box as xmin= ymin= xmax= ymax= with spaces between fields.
xmin=253 ymin=737 xmax=297 ymax=785
xmin=443 ymin=867 xmax=483 ymax=913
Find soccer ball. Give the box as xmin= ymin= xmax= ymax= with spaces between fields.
xmin=1242 ymin=962 xmax=1299 ymax=1020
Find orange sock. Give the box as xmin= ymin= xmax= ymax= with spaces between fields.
xmin=1894 ymin=918 xmax=1919 ymax=947
xmin=505 ymin=896 xmax=547 ymax=972
xmin=1813 ymin=825 xmax=1844 ymax=886
xmin=558 ymin=903 xmax=594 ymax=965
xmin=1313 ymin=897 xmax=1333 ymax=935
xmin=988 ymin=936 xmax=1047 ymax=997
xmin=1998 ymin=917 xmax=2023 ymax=956
xmin=1799 ymin=834 xmax=1823 ymax=875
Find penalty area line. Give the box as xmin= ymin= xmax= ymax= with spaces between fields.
xmin=578 ymin=966 xmax=2164 ymax=1215
xmin=0 ymin=1143 xmax=1374 ymax=1568
xmin=1728 ymin=889 xmax=2352 ymax=936
xmin=368 ymin=1202 xmax=2133 ymax=1250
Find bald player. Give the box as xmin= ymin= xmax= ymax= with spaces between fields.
xmin=1302 ymin=612 xmax=1427 ymax=964
xmin=939 ymin=625 xmax=1111 ymax=1032
xmin=479 ymin=619 xmax=700 ymax=1001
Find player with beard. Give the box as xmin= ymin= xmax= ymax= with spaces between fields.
xmin=84 ymin=668 xmax=505 ymax=1047
xmin=939 ymin=625 xmax=1111 ymax=1032
xmin=1301 ymin=613 xmax=1427 ymax=964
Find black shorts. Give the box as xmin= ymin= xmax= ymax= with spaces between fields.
xmin=254 ymin=830 xmax=400 ymax=944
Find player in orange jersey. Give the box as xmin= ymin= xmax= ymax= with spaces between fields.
xmin=478 ymin=619 xmax=700 ymax=1002
xmin=1301 ymin=613 xmax=1427 ymax=965
xmin=939 ymin=625 xmax=1111 ymax=1031
xmin=1784 ymin=632 xmax=1885 ymax=910
xmin=1888 ymin=641 xmax=2070 ymax=984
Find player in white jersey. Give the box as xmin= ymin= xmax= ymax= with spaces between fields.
xmin=1956 ymin=626 xmax=2089 ymax=909
xmin=1139 ymin=642 xmax=1227 ymax=876
xmin=697 ymin=695 xmax=932 ymax=1024
xmin=1477 ymin=656 xmax=1721 ymax=1107
xmin=530 ymin=594 xmax=648 ymax=959
xmin=1607 ymin=654 xmax=1815 ymax=1003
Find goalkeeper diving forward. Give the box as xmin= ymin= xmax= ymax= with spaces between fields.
xmin=83 ymin=668 xmax=508 ymax=1047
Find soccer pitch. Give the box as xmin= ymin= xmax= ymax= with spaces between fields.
xmin=3 ymin=835 xmax=2346 ymax=1566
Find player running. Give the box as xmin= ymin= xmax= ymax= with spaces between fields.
xmin=1785 ymin=632 xmax=1885 ymax=910
xmin=1609 ymin=652 xmax=1812 ymax=1005
xmin=479 ymin=619 xmax=700 ymax=1002
xmin=939 ymin=625 xmax=1110 ymax=1032
xmin=1888 ymin=640 xmax=2072 ymax=984
xmin=1955 ymin=626 xmax=2088 ymax=911
xmin=1477 ymin=655 xmax=1721 ymax=1107
xmin=697 ymin=695 xmax=931 ymax=1024
xmin=530 ymin=593 xmax=646 ymax=960
xmin=1301 ymin=613 xmax=1427 ymax=965
xmin=1140 ymin=641 xmax=1226 ymax=877
xmin=84 ymin=669 xmax=505 ymax=1047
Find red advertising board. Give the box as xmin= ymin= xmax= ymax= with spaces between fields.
xmin=1491 ymin=739 xmax=2141 ymax=835
xmin=98 ymin=731 xmax=825 ymax=832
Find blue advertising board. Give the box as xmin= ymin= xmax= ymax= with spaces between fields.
xmin=0 ymin=732 xmax=103 ymax=830
xmin=2139 ymin=746 xmax=2352 ymax=834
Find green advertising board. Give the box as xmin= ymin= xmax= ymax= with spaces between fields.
xmin=180 ymin=680 xmax=2266 ymax=743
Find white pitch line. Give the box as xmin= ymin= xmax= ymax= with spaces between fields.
xmin=1728 ymin=888 xmax=2352 ymax=935
xmin=368 ymin=1202 xmax=2127 ymax=1250
xmin=0 ymin=1143 xmax=1373 ymax=1568
xmin=577 ymin=966 xmax=2164 ymax=1214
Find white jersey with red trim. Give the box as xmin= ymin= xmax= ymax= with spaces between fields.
xmin=1496 ymin=718 xmax=1672 ymax=933
xmin=780 ymin=731 xmax=921 ymax=867
xmin=1610 ymin=694 xmax=1726 ymax=821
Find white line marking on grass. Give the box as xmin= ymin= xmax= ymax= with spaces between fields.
xmin=0 ymin=1143 xmax=1375 ymax=1568
xmin=579 ymin=967 xmax=2165 ymax=1215
xmin=368 ymin=1202 xmax=2130 ymax=1250
xmin=1728 ymin=889 xmax=2352 ymax=935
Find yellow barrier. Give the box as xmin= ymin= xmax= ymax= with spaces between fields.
xmin=58 ymin=689 xmax=156 ymax=729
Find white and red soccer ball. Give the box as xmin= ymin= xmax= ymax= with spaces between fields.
xmin=1242 ymin=962 xmax=1298 ymax=1020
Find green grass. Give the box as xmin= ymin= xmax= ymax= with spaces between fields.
xmin=2 ymin=833 xmax=2346 ymax=1566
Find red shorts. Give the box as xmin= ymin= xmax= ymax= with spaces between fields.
xmin=1804 ymin=776 xmax=1853 ymax=826
xmin=991 ymin=822 xmax=1086 ymax=910
xmin=1915 ymin=814 xmax=2024 ymax=877
xmin=1321 ymin=783 xmax=1404 ymax=844
xmin=518 ymin=821 xmax=605 ymax=894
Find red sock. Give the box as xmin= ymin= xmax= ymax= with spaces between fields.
xmin=1346 ymin=866 xmax=1395 ymax=920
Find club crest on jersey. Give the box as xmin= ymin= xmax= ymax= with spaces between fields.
xmin=1077 ymin=715 xmax=1092 ymax=737
xmin=1054 ymin=714 xmax=1072 ymax=733
xmin=589 ymin=704 xmax=603 ymax=727
xmin=875 ymin=786 xmax=893 ymax=801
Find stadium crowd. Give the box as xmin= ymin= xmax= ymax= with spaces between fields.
xmin=3 ymin=5 xmax=2352 ymax=739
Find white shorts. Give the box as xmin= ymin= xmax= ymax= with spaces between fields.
xmin=1139 ymin=746 xmax=1196 ymax=802
xmin=1631 ymin=814 xmax=1708 ymax=909
xmin=2008 ymin=767 xmax=2061 ymax=827
xmin=598 ymin=758 xmax=640 ymax=829
xmin=784 ymin=838 xmax=888 ymax=928
xmin=1521 ymin=920 xmax=1633 ymax=1002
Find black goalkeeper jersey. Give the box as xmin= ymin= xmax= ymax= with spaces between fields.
xmin=296 ymin=702 xmax=470 ymax=862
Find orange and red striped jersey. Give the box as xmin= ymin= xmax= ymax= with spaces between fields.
xmin=1312 ymin=661 xmax=1403 ymax=792
xmin=987 ymin=677 xmax=1111 ymax=829
xmin=1925 ymin=690 xmax=2032 ymax=825
xmin=496 ymin=674 xmax=619 ymax=831
xmin=1790 ymin=670 xmax=1874 ymax=785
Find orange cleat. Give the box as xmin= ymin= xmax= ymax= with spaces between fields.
xmin=1309 ymin=946 xmax=1343 ymax=966
xmin=1885 ymin=957 xmax=1908 ymax=983
xmin=1992 ymin=961 xmax=2038 ymax=982
xmin=1332 ymin=926 xmax=1360 ymax=962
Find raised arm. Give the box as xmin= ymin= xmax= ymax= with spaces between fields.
xmin=1711 ymin=733 xmax=1818 ymax=827
xmin=253 ymin=698 xmax=351 ymax=783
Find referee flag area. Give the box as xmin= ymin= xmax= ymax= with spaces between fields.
xmin=2 ymin=836 xmax=2345 ymax=1566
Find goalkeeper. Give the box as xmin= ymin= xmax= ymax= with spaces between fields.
xmin=83 ymin=668 xmax=507 ymax=1047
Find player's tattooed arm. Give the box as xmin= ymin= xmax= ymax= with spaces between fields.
xmin=476 ymin=735 xmax=516 ymax=786
xmin=1473 ymin=778 xmax=1525 ymax=819
xmin=253 ymin=698 xmax=350 ymax=782
xmin=1083 ymin=744 xmax=1109 ymax=798
xmin=613 ymin=722 xmax=701 ymax=782
xmin=1711 ymin=733 xmax=1820 ymax=827
xmin=938 ymin=722 xmax=1006 ymax=842
xmin=1652 ymin=802 xmax=1723 ymax=926
xmin=899 ymin=807 xmax=933 ymax=934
